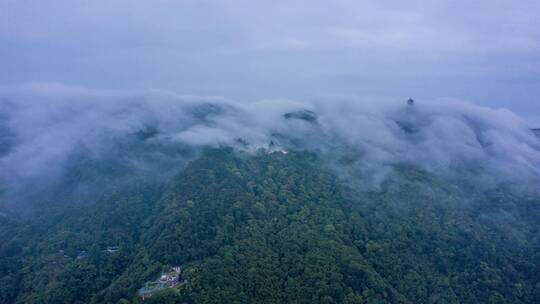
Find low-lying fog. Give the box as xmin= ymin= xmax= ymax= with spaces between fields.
xmin=1 ymin=83 xmax=539 ymax=211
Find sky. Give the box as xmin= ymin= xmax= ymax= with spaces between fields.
xmin=1 ymin=0 xmax=540 ymax=122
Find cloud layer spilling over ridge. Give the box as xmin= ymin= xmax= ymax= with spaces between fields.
xmin=0 ymin=84 xmax=539 ymax=193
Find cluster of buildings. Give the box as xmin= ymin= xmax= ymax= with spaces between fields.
xmin=138 ymin=266 xmax=184 ymax=300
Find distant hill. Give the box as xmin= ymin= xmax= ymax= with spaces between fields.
xmin=283 ymin=110 xmax=318 ymax=123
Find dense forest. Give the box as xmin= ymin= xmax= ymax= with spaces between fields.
xmin=1 ymin=147 xmax=539 ymax=303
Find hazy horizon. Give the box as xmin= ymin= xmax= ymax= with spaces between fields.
xmin=1 ymin=0 xmax=540 ymax=123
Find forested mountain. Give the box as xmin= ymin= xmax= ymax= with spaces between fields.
xmin=3 ymin=0 xmax=540 ymax=302
xmin=1 ymin=147 xmax=539 ymax=304
xmin=1 ymin=88 xmax=540 ymax=303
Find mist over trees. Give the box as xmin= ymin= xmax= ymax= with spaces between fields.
xmin=1 ymin=86 xmax=540 ymax=303
xmin=1 ymin=84 xmax=539 ymax=194
xmin=1 ymin=147 xmax=539 ymax=303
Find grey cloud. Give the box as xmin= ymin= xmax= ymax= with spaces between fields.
xmin=1 ymin=84 xmax=539 ymax=195
xmin=1 ymin=1 xmax=539 ymax=119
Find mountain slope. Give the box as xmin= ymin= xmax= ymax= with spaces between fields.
xmin=1 ymin=148 xmax=539 ymax=303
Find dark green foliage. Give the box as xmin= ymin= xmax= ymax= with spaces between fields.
xmin=1 ymin=148 xmax=539 ymax=303
xmin=283 ymin=110 xmax=317 ymax=123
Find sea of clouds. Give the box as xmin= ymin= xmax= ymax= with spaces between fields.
xmin=1 ymin=83 xmax=539 ymax=201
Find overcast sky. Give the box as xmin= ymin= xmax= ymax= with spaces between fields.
xmin=1 ymin=0 xmax=540 ymax=122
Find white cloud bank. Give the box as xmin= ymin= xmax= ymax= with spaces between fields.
xmin=0 ymin=84 xmax=539 ymax=191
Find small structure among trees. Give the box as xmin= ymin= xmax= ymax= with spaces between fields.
xmin=138 ymin=266 xmax=184 ymax=300
xmin=105 ymin=246 xmax=119 ymax=253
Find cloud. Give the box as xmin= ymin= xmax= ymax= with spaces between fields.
xmin=1 ymin=84 xmax=539 ymax=198
xmin=1 ymin=1 xmax=539 ymax=117
xmin=3 ymin=1 xmax=539 ymax=53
